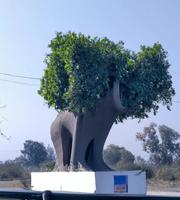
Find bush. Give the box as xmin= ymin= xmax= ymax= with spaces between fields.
xmin=116 ymin=161 xmax=137 ymax=171
xmin=156 ymin=167 xmax=176 ymax=181
xmin=40 ymin=161 xmax=56 ymax=172
xmin=116 ymin=161 xmax=154 ymax=179
xmin=137 ymin=164 xmax=155 ymax=179
xmin=0 ymin=162 xmax=29 ymax=180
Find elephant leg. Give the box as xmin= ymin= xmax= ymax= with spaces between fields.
xmin=61 ymin=127 xmax=72 ymax=170
xmin=51 ymin=126 xmax=72 ymax=171
xmin=84 ymin=139 xmax=95 ymax=170
xmin=69 ymin=133 xmax=79 ymax=171
xmin=51 ymin=132 xmax=66 ymax=171
xmin=89 ymin=138 xmax=112 ymax=171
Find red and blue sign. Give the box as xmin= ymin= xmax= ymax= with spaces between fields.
xmin=114 ymin=175 xmax=128 ymax=193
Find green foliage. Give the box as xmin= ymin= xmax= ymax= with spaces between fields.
xmin=136 ymin=123 xmax=180 ymax=166
xmin=39 ymin=32 xmax=175 ymax=122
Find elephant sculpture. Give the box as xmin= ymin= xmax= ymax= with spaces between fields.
xmin=51 ymin=81 xmax=128 ymax=171
xmin=39 ymin=34 xmax=174 ymax=172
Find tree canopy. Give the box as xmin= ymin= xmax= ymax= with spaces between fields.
xmin=21 ymin=140 xmax=48 ymax=167
xmin=39 ymin=32 xmax=175 ymax=122
xmin=136 ymin=123 xmax=180 ymax=166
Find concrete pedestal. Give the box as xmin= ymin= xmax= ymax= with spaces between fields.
xmin=31 ymin=171 xmax=146 ymax=195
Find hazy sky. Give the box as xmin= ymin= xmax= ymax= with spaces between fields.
xmin=0 ymin=0 xmax=180 ymax=161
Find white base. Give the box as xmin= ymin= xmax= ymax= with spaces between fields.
xmin=31 ymin=170 xmax=146 ymax=195
xmin=31 ymin=172 xmax=95 ymax=193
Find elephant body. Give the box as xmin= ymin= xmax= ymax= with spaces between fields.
xmin=51 ymin=82 xmax=125 ymax=171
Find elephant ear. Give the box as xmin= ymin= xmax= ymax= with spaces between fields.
xmin=113 ymin=81 xmax=126 ymax=112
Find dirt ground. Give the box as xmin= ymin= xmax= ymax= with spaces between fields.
xmin=147 ymin=179 xmax=180 ymax=192
xmin=147 ymin=179 xmax=180 ymax=196
xmin=0 ymin=180 xmax=24 ymax=188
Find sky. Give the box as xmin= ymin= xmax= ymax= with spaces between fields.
xmin=0 ymin=0 xmax=180 ymax=161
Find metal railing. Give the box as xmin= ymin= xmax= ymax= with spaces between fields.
xmin=0 ymin=190 xmax=179 ymax=200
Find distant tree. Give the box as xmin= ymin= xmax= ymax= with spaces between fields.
xmin=46 ymin=145 xmax=55 ymax=162
xmin=135 ymin=156 xmax=147 ymax=166
xmin=103 ymin=144 xmax=135 ymax=169
xmin=103 ymin=144 xmax=121 ymax=167
xmin=136 ymin=123 xmax=180 ymax=166
xmin=118 ymin=147 xmax=135 ymax=164
xmin=21 ymin=140 xmax=48 ymax=167
xmin=159 ymin=125 xmax=180 ymax=160
xmin=13 ymin=155 xmax=27 ymax=167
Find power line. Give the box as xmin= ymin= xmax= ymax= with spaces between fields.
xmin=0 ymin=72 xmax=180 ymax=103
xmin=0 ymin=72 xmax=40 ymax=80
xmin=0 ymin=78 xmax=39 ymax=86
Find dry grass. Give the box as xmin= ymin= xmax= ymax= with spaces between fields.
xmin=0 ymin=180 xmax=26 ymax=189
xmin=147 ymin=179 xmax=180 ymax=193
